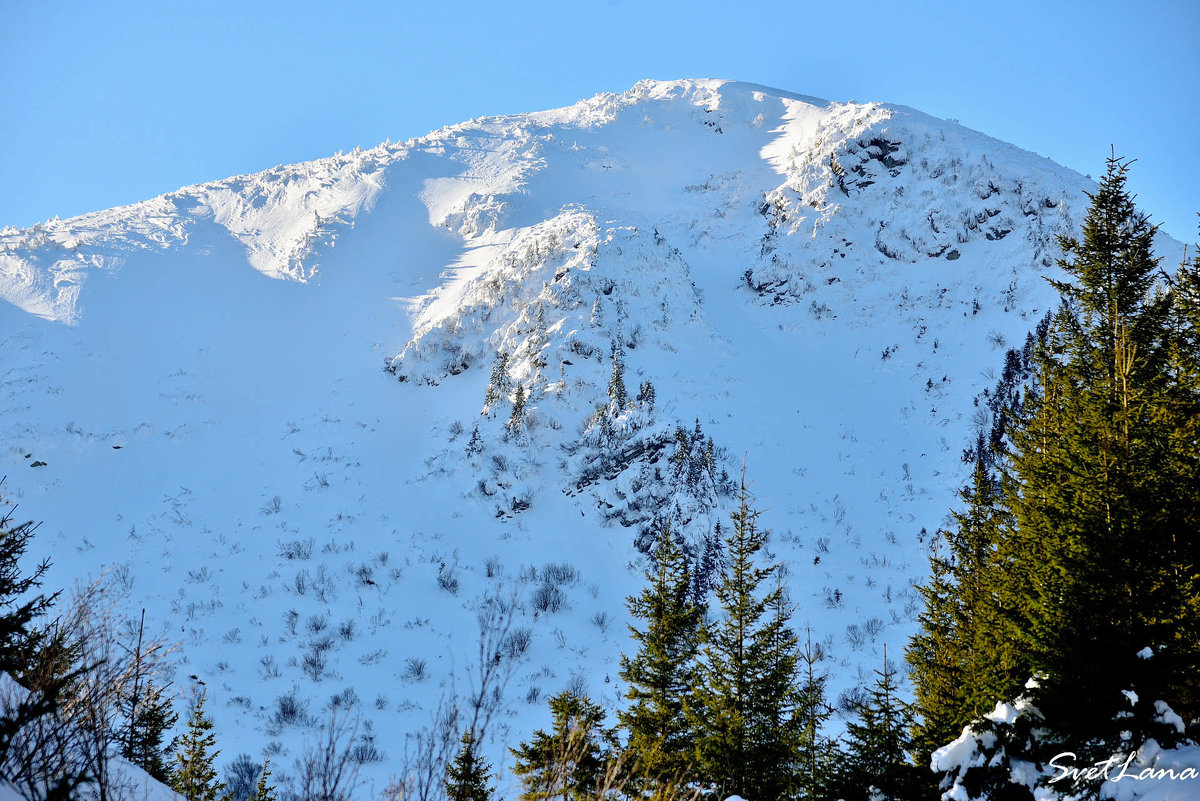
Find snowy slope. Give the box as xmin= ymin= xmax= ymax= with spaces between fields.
xmin=0 ymin=79 xmax=1186 ymax=794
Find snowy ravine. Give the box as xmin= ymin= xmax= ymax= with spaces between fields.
xmin=0 ymin=79 xmax=1186 ymax=793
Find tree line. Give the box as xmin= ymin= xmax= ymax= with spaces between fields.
xmin=449 ymin=474 xmax=919 ymax=801
xmin=459 ymin=157 xmax=1200 ymax=801
xmin=907 ymin=155 xmax=1200 ymax=799
xmin=3 ymin=155 xmax=1196 ymax=801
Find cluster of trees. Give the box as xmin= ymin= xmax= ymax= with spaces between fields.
xmin=908 ymin=156 xmax=1200 ymax=797
xmin=5 ymin=155 xmax=1196 ymax=801
xmin=443 ymin=477 xmax=917 ymax=801
xmin=447 ymin=157 xmax=1199 ymax=801
xmin=0 ymin=490 xmax=277 ymax=801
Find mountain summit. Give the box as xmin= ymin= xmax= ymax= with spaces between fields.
xmin=0 ymin=79 xmax=1183 ymax=785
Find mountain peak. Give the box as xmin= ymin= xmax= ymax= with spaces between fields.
xmin=3 ymin=78 xmax=1187 ymax=788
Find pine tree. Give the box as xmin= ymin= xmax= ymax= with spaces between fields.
xmin=695 ymin=471 xmax=801 ymax=801
xmin=510 ymin=691 xmax=614 ymax=801
xmin=841 ymin=647 xmax=918 ymax=801
xmin=618 ymin=524 xmax=702 ymax=791
xmin=1002 ymin=155 xmax=1193 ymax=746
xmin=445 ymin=731 xmax=494 ymax=801
xmin=911 ymin=156 xmax=1200 ymax=784
xmin=485 ymin=351 xmax=510 ymax=411
xmin=0 ymin=493 xmax=56 ymax=679
xmin=121 ymin=676 xmax=177 ymax=782
xmin=251 ymin=758 xmax=277 ymax=801
xmin=172 ymin=688 xmax=226 ymax=801
xmin=796 ymin=629 xmax=839 ymax=801
xmin=508 ymin=384 xmax=528 ymax=433
xmin=120 ymin=608 xmax=177 ymax=783
xmin=608 ymin=342 xmax=628 ymax=408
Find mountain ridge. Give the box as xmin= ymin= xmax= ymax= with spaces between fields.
xmin=0 ymin=78 xmax=1186 ymax=792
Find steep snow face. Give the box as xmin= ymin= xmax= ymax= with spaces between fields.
xmin=0 ymin=146 xmax=397 ymax=322
xmin=0 ymin=79 xmax=1185 ymax=793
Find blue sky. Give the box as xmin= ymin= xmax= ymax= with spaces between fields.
xmin=3 ymin=0 xmax=1197 ymax=242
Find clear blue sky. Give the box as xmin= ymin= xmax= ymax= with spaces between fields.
xmin=3 ymin=0 xmax=1197 ymax=242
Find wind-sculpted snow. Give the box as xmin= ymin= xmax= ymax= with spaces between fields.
xmin=0 ymin=146 xmax=402 ymax=322
xmin=0 ymin=79 xmax=1187 ymax=797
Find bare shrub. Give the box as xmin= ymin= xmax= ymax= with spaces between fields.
xmin=281 ymin=710 xmax=361 ymax=801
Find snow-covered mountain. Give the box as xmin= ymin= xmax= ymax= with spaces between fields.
xmin=0 ymin=79 xmax=1185 ymax=791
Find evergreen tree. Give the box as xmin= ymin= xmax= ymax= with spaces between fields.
xmin=907 ymin=448 xmax=1021 ymax=765
xmin=0 ymin=493 xmax=87 ymax=799
xmin=445 ymin=731 xmax=494 ymax=801
xmin=608 ymin=342 xmax=628 ymax=408
xmin=1001 ymin=155 xmax=1194 ymax=746
xmin=0 ymin=490 xmax=57 ymax=680
xmin=840 ymin=647 xmax=919 ymax=801
xmin=252 ymin=758 xmax=277 ymax=801
xmin=511 ymin=691 xmax=614 ymax=801
xmin=618 ymin=524 xmax=702 ymax=791
xmin=121 ymin=676 xmax=177 ymax=782
xmin=120 ymin=608 xmax=177 ymax=783
xmin=485 ymin=351 xmax=510 ymax=411
xmin=695 ymin=471 xmax=801 ymax=801
xmin=172 ymin=688 xmax=226 ymax=801
xmin=1161 ymin=228 xmax=1200 ymax=718
xmin=910 ymin=156 xmax=1200 ymax=788
xmin=508 ymin=384 xmax=528 ymax=433
xmin=752 ymin=577 xmax=804 ymax=800
xmin=796 ymin=629 xmax=839 ymax=801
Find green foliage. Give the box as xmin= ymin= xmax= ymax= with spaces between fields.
xmin=618 ymin=523 xmax=702 ymax=790
xmin=840 ymin=649 xmax=920 ymax=801
xmin=121 ymin=676 xmax=177 ymax=782
xmin=907 ymin=448 xmax=1022 ymax=764
xmin=1003 ymin=155 xmax=1198 ymax=744
xmin=445 ymin=731 xmax=494 ymax=801
xmin=509 ymin=384 xmax=528 ymax=433
xmin=0 ymin=492 xmax=57 ymax=679
xmin=795 ymin=630 xmax=839 ymax=801
xmin=510 ymin=691 xmax=615 ymax=801
xmin=252 ymin=757 xmax=278 ymax=801
xmin=694 ymin=473 xmax=802 ymax=801
xmin=0 ymin=493 xmax=88 ymax=799
xmin=172 ymin=688 xmax=227 ymax=801
xmin=608 ymin=342 xmax=628 ymax=408
xmin=910 ymin=156 xmax=1200 ymax=787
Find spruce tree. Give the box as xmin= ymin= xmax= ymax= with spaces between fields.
xmin=251 ymin=758 xmax=277 ymax=801
xmin=509 ymin=384 xmax=528 ymax=433
xmin=796 ymin=629 xmax=839 ymax=801
xmin=172 ymin=688 xmax=226 ymax=801
xmin=907 ymin=448 xmax=1021 ymax=765
xmin=120 ymin=608 xmax=177 ymax=783
xmin=485 ymin=351 xmax=510 ymax=411
xmin=1002 ymin=155 xmax=1192 ymax=746
xmin=618 ymin=523 xmax=702 ymax=791
xmin=608 ymin=342 xmax=628 ymax=408
xmin=510 ymin=691 xmax=614 ymax=801
xmin=0 ymin=494 xmax=86 ymax=798
xmin=695 ymin=472 xmax=801 ymax=801
xmin=1161 ymin=230 xmax=1200 ymax=719
xmin=911 ymin=157 xmax=1200 ymax=783
xmin=752 ymin=577 xmax=804 ymax=800
xmin=445 ymin=731 xmax=494 ymax=801
xmin=121 ymin=676 xmax=177 ymax=782
xmin=840 ymin=647 xmax=918 ymax=801
xmin=0 ymin=495 xmax=56 ymax=679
